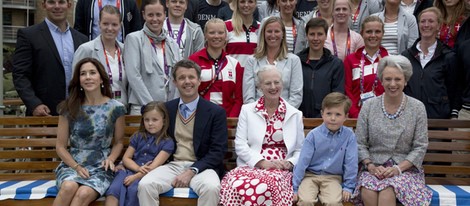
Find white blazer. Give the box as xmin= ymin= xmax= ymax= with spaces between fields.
xmin=235 ymin=98 xmax=304 ymax=168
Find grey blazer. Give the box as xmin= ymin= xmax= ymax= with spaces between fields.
xmin=356 ymin=95 xmax=428 ymax=168
xmin=372 ymin=8 xmax=418 ymax=54
xmin=124 ymin=30 xmax=181 ymax=106
xmin=243 ymin=53 xmax=303 ymax=108
xmin=72 ymin=36 xmax=128 ymax=106
xmin=350 ymin=0 xmax=382 ymax=33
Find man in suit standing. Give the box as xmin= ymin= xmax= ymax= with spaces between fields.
xmin=138 ymin=59 xmax=228 ymax=206
xmin=13 ymin=0 xmax=88 ymax=116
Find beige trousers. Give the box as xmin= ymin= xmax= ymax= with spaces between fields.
xmin=137 ymin=161 xmax=221 ymax=206
xmin=297 ymin=172 xmax=343 ymax=206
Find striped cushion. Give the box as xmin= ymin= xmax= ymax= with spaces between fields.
xmin=0 ymin=180 xmax=198 ymax=200
xmin=428 ymin=185 xmax=470 ymax=206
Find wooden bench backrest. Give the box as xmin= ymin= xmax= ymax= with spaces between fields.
xmin=0 ymin=117 xmax=470 ymax=185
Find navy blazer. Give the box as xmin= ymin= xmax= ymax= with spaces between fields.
xmin=165 ymin=97 xmax=228 ymax=178
xmin=12 ymin=21 xmax=87 ymax=116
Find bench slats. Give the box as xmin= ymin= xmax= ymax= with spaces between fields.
xmin=0 ymin=128 xmax=57 ymax=137
xmin=0 ymin=173 xmax=57 ymax=181
xmin=426 ymin=177 xmax=470 ymax=185
xmin=0 ymin=139 xmax=56 ymax=148
xmin=0 ymin=150 xmax=58 ymax=159
xmin=427 ymin=142 xmax=470 ymax=151
xmin=0 ymin=161 xmax=59 ymax=170
xmin=424 ymin=165 xmax=470 ymax=174
xmin=428 ymin=130 xmax=470 ymax=140
xmin=424 ymin=153 xmax=470 ymax=163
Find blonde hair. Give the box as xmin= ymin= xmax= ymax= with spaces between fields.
xmin=418 ymin=7 xmax=444 ymax=25
xmin=203 ymin=18 xmax=228 ymax=47
xmin=254 ymin=17 xmax=288 ymax=60
xmin=232 ymin=0 xmax=257 ymax=36
xmin=360 ymin=16 xmax=384 ymax=35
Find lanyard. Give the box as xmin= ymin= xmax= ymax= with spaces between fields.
xmin=100 ymin=39 xmax=122 ymax=85
xmin=199 ymin=57 xmax=228 ymax=96
xmin=352 ymin=0 xmax=362 ymax=23
xmin=443 ymin=16 xmax=464 ymax=45
xmin=147 ymin=36 xmax=169 ymax=77
xmin=166 ymin=18 xmax=185 ymax=47
xmin=359 ymin=52 xmax=380 ymax=94
xmin=330 ymin=26 xmax=351 ymax=57
xmin=281 ymin=17 xmax=297 ymax=51
xmin=97 ymin=0 xmax=120 ymax=11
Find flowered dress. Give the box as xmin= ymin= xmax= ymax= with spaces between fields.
xmin=220 ymin=97 xmax=294 ymax=205
xmin=55 ymin=99 xmax=126 ymax=195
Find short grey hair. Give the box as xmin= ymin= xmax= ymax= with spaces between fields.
xmin=256 ymin=65 xmax=282 ymax=84
xmin=377 ymin=55 xmax=413 ymax=82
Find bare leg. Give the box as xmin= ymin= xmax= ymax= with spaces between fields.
xmin=53 ymin=181 xmax=79 ymax=206
xmin=361 ymin=187 xmax=379 ymax=206
xmin=378 ymin=187 xmax=396 ymax=206
xmin=70 ymin=185 xmax=99 ymax=206
xmin=105 ymin=195 xmax=119 ymax=206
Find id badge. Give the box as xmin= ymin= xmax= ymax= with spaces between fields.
xmin=360 ymin=91 xmax=375 ymax=103
xmin=114 ymin=91 xmax=121 ymax=99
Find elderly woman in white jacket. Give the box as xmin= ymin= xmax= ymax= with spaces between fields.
xmin=219 ymin=65 xmax=304 ymax=206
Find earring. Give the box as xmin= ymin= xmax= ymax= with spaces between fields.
xmin=80 ymin=87 xmax=83 ymax=91
xmin=101 ymin=84 xmax=104 ymax=88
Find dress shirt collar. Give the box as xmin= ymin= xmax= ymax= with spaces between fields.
xmin=319 ymin=122 xmax=344 ymax=136
xmin=45 ymin=18 xmax=70 ymax=33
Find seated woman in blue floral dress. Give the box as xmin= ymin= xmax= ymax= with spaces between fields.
xmin=53 ymin=57 xmax=126 ymax=206
xmin=352 ymin=55 xmax=432 ymax=205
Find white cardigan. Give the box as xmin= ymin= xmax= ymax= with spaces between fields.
xmin=235 ymin=98 xmax=304 ymax=167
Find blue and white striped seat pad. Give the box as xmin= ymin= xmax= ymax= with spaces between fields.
xmin=0 ymin=180 xmax=198 ymax=200
xmin=428 ymin=185 xmax=470 ymax=206
xmin=160 ymin=187 xmax=198 ymax=198
xmin=0 ymin=180 xmax=57 ymax=200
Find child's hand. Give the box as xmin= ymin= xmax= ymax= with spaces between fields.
xmin=124 ymin=174 xmax=139 ymax=186
xmin=293 ymin=194 xmax=298 ymax=204
xmin=138 ymin=161 xmax=153 ymax=174
xmin=115 ymin=164 xmax=125 ymax=171
xmin=342 ymin=191 xmax=352 ymax=202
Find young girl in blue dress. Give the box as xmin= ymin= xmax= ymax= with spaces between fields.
xmin=105 ymin=101 xmax=175 ymax=206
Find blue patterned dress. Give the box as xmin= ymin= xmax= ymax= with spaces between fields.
xmin=55 ymin=99 xmax=126 ymax=195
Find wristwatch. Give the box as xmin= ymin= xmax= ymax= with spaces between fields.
xmin=190 ymin=167 xmax=199 ymax=174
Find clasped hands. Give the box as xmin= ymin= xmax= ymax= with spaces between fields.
xmin=367 ymin=165 xmax=400 ymax=179
xmin=256 ymin=159 xmax=293 ymax=170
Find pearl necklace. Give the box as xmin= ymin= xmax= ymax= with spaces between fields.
xmin=381 ymin=95 xmax=405 ymax=120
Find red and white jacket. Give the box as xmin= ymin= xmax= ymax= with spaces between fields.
xmin=189 ymin=48 xmax=244 ymax=117
xmin=344 ymin=46 xmax=388 ymax=118
xmin=225 ymin=20 xmax=260 ymax=68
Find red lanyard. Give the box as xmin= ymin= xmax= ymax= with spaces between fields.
xmin=147 ymin=36 xmax=169 ymax=77
xmin=442 ymin=16 xmax=464 ymax=46
xmin=292 ymin=19 xmax=297 ymax=51
xmin=359 ymin=52 xmax=380 ymax=94
xmin=97 ymin=0 xmax=121 ymax=11
xmin=101 ymin=39 xmax=122 ymax=85
xmin=330 ymin=26 xmax=351 ymax=57
xmin=352 ymin=0 xmax=362 ymax=23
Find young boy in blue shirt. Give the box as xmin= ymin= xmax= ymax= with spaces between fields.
xmin=293 ymin=92 xmax=358 ymax=205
